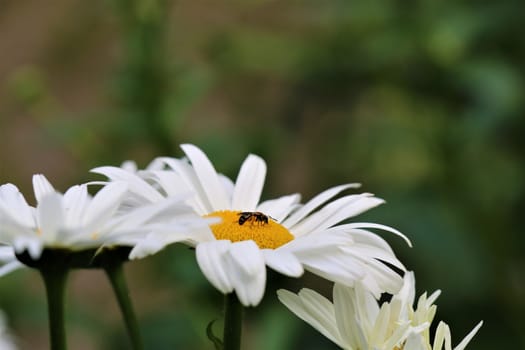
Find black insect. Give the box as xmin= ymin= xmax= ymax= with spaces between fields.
xmin=237 ymin=211 xmax=269 ymax=226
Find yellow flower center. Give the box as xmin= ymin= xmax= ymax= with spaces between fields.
xmin=204 ymin=210 xmax=294 ymax=249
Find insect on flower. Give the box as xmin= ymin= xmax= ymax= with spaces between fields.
xmin=237 ymin=211 xmax=270 ymax=226
xmin=92 ymin=144 xmax=412 ymax=307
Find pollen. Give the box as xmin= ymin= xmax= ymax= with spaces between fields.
xmin=204 ymin=210 xmax=294 ymax=249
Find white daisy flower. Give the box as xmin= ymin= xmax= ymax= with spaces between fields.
xmin=92 ymin=144 xmax=411 ymax=306
xmin=0 ymin=174 xmax=207 ymax=262
xmin=278 ymin=272 xmax=483 ymax=350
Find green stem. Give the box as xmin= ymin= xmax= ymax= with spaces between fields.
xmin=105 ymin=261 xmax=143 ymax=350
xmin=39 ymin=265 xmax=69 ymax=350
xmin=110 ymin=0 xmax=174 ymax=156
xmin=223 ymin=293 xmax=244 ymax=350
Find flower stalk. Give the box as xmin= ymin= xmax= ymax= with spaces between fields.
xmin=36 ymin=252 xmax=70 ymax=350
xmin=223 ymin=293 xmax=243 ymax=350
xmin=104 ymin=257 xmax=143 ymax=350
xmin=16 ymin=249 xmax=71 ymax=350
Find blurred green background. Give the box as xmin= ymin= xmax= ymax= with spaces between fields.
xmin=0 ymin=0 xmax=524 ymax=349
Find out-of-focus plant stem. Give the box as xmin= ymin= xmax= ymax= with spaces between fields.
xmin=111 ymin=0 xmax=175 ymax=155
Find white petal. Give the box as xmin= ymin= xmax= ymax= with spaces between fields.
xmin=120 ymin=160 xmax=138 ymax=172
xmin=356 ymin=284 xmax=382 ymax=324
xmin=0 ymin=214 xmax=33 ymax=243
xmin=145 ymin=157 xmax=166 ymax=171
xmin=262 ymin=249 xmax=303 ymax=277
xmin=37 ymin=193 xmax=64 ymax=242
xmin=91 ymin=166 xmax=164 ymax=203
xmin=146 ymin=170 xmax=187 ymax=197
xmin=163 ymin=224 xmax=217 ymax=247
xmin=0 ymin=184 xmax=34 ymax=227
xmin=256 ymin=194 xmax=301 ymax=223
xmin=282 ymin=229 xmax=402 ymax=295
xmin=434 ymin=322 xmax=452 ymax=350
xmin=292 ymin=242 xmax=365 ymax=285
xmin=219 ymin=174 xmax=235 ymax=199
xmin=453 ymin=321 xmax=483 ymax=350
xmin=427 ymin=290 xmax=442 ymax=307
xmin=291 ymin=194 xmax=384 ymax=237
xmin=110 ymin=210 xmax=213 ymax=247
xmin=277 ymin=288 xmax=345 ymax=348
xmin=372 ymin=300 xmax=392 ymax=343
xmin=110 ymin=196 xmax=191 ymax=230
xmin=128 ymin=232 xmax=167 ymax=259
xmin=227 ymin=240 xmax=266 ymax=306
xmin=181 ymin=144 xmax=230 ymax=211
xmin=231 ymin=154 xmax=267 ymax=211
xmin=158 ymin=157 xmax=212 ymax=214
xmin=13 ymin=236 xmax=43 ymax=260
xmin=331 ymin=234 xmax=405 ymax=293
xmin=0 ymin=184 xmax=18 ymax=202
xmin=348 ymin=249 xmax=405 ymax=295
xmin=333 ymin=283 xmax=363 ymax=348
xmin=0 ymin=246 xmax=23 ymax=276
xmin=341 ymin=228 xmax=396 ymax=254
xmin=392 ymin=271 xmax=417 ymax=320
xmin=340 ymin=243 xmax=406 ymax=272
xmin=404 ymin=332 xmax=428 ymax=350
xmin=196 ymin=240 xmax=234 ymax=294
xmin=0 ymin=247 xmax=14 ymax=261
xmin=32 ymin=174 xmax=56 ymax=203
xmin=128 ymin=225 xmax=215 ymax=259
xmin=82 ymin=182 xmax=128 ymax=228
xmin=387 ymin=324 xmax=422 ymax=350
xmin=345 ymin=222 xmax=412 ymax=247
xmin=282 ymin=184 xmax=360 ymax=228
xmin=0 ymin=260 xmax=24 ymax=277
xmin=285 ymin=228 xmax=348 ymax=249
xmin=63 ymin=185 xmax=89 ymax=228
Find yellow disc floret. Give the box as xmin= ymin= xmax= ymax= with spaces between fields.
xmin=204 ymin=210 xmax=294 ymax=249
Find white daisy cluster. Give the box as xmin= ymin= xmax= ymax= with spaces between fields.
xmin=278 ymin=272 xmax=483 ymax=350
xmin=0 ymin=143 xmax=482 ymax=349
